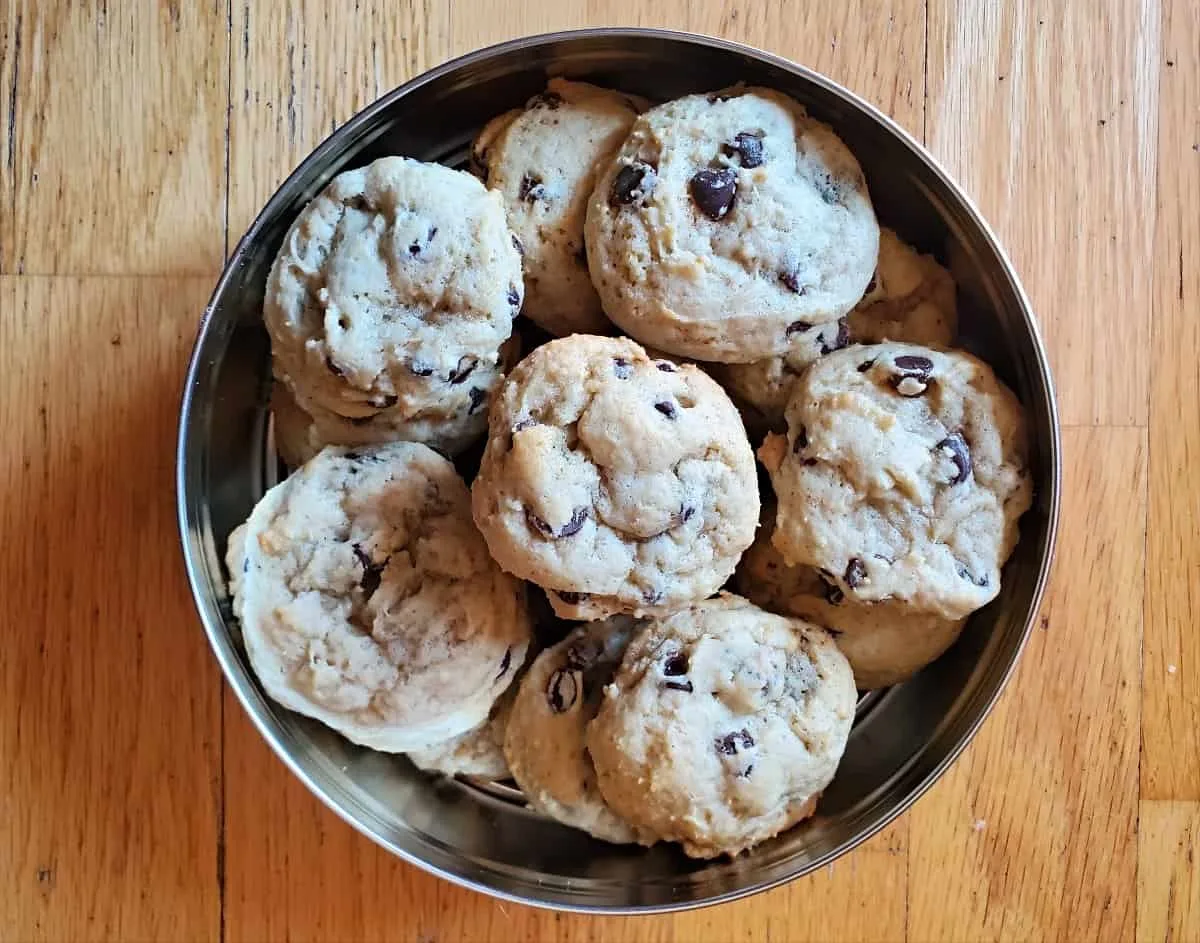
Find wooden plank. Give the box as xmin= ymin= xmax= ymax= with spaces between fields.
xmin=0 ymin=276 xmax=222 ymax=941
xmin=224 ymin=699 xmax=908 ymax=942
xmin=907 ymin=427 xmax=1145 ymax=941
xmin=449 ymin=0 xmax=927 ymax=135
xmin=1138 ymin=801 xmax=1200 ymax=943
xmin=925 ymin=0 xmax=1159 ymax=426
xmin=0 ymin=2 xmax=228 ymax=275
xmin=1142 ymin=0 xmax=1200 ymax=802
xmin=226 ymin=0 xmax=452 ymax=243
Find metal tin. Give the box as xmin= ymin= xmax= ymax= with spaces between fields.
xmin=177 ymin=29 xmax=1061 ymax=913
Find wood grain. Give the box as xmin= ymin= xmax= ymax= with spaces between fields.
xmin=1142 ymin=0 xmax=1200 ymax=803
xmin=925 ymin=0 xmax=1159 ymax=427
xmin=0 ymin=276 xmax=222 ymax=941
xmin=1138 ymin=801 xmax=1200 ymax=943
xmin=0 ymin=2 xmax=228 ymax=275
xmin=907 ymin=428 xmax=1145 ymax=941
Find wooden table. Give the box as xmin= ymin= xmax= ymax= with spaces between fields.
xmin=1 ymin=2 xmax=1195 ymax=940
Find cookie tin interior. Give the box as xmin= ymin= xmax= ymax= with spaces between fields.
xmin=177 ymin=28 xmax=1061 ymax=912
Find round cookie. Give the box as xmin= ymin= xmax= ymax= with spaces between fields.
xmin=476 ymin=79 xmax=645 ymax=336
xmin=226 ymin=442 xmax=531 ymax=752
xmin=735 ymin=508 xmax=966 ymax=689
xmin=711 ymin=229 xmax=957 ymax=429
xmin=586 ymin=595 xmax=856 ymax=858
xmin=264 ymin=156 xmax=522 ymax=422
xmin=503 ymin=617 xmax=647 ymax=843
xmin=470 ymin=335 xmax=759 ymax=620
xmin=761 ymin=343 xmax=1032 ymax=621
xmin=585 ymin=86 xmax=879 ymax=362
xmin=408 ymin=707 xmax=512 ymax=780
xmin=271 ymin=337 xmax=521 ymax=467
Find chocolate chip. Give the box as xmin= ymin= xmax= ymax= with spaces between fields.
xmin=654 ymin=400 xmax=678 ymax=419
xmin=891 ymin=354 xmax=935 ymax=396
xmin=242 ymin=558 xmax=249 ymax=574
xmin=526 ymin=506 xmax=589 ymax=539
xmin=512 ymin=417 xmax=538 ymax=433
xmin=546 ymin=669 xmax=578 ymax=713
xmin=655 ymin=360 xmax=676 ymax=372
xmin=819 ymin=319 xmax=850 ymax=355
xmin=664 ymin=679 xmax=694 ymax=693
xmin=343 ymin=451 xmax=361 ymax=461
xmin=554 ymin=590 xmax=589 ymax=605
xmin=613 ymin=357 xmax=632 ymax=379
xmin=845 ymin=557 xmax=868 ymax=588
xmin=740 ymin=764 xmax=754 ymax=778
xmin=780 ymin=269 xmax=808 ymax=295
xmin=529 ymin=90 xmax=563 ymax=110
xmin=816 ymin=569 xmax=844 ymax=604
xmin=511 ymin=233 xmax=524 ymax=257
xmin=689 ymin=167 xmax=738 ymax=220
xmin=408 ymin=224 xmax=438 ymax=256
xmin=663 ymin=652 xmax=689 ymax=676
xmin=894 ymin=354 xmax=934 ymax=372
xmin=957 ymin=563 xmax=989 ymax=587
xmin=793 ymin=425 xmax=809 ymax=454
xmin=707 ymin=90 xmax=738 ymax=103
xmin=937 ymin=432 xmax=972 ymax=485
xmin=352 ymin=543 xmax=386 ymax=601
xmin=519 ymin=173 xmax=547 ymax=202
xmin=496 ymin=647 xmax=513 ymax=680
xmin=565 ymin=637 xmax=604 ymax=670
xmin=715 ymin=729 xmax=755 ymax=755
xmin=507 ymin=285 xmax=521 ymax=309
xmin=802 ymin=458 xmax=819 ymax=467
xmin=610 ymin=161 xmax=657 ymax=206
xmin=325 ymin=355 xmax=344 ymax=377
xmin=467 ymin=387 xmax=487 ymax=415
xmin=722 ymin=131 xmax=764 ymax=168
xmin=679 ymin=505 xmax=696 ymax=524
xmin=410 ymin=359 xmax=435 ymax=377
xmin=785 ymin=319 xmax=812 ymax=337
xmin=642 ymin=587 xmax=664 ymax=605
xmin=447 ymin=356 xmax=477 ymax=385
xmin=346 ymin=194 xmax=370 ymax=211
xmin=863 ymin=272 xmax=878 ymax=295
xmin=857 ymin=359 xmax=876 ymax=373
xmin=815 ymin=172 xmax=843 ymax=205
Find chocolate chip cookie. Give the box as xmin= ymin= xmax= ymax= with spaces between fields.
xmin=264 ymin=156 xmax=523 ymax=426
xmin=736 ymin=506 xmax=966 ymax=689
xmin=470 ymin=335 xmax=759 ymax=619
xmin=226 ymin=442 xmax=532 ymax=752
xmin=475 ymin=79 xmax=645 ymax=336
xmin=586 ymin=595 xmax=856 ymax=858
xmin=585 ymin=86 xmax=879 ymax=362
xmin=712 ymin=228 xmax=957 ymax=427
xmin=761 ymin=343 xmax=1032 ymax=621
xmin=503 ymin=617 xmax=648 ymax=843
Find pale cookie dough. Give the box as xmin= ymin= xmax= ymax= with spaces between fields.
xmin=711 ymin=229 xmax=957 ymax=428
xmin=264 ymin=156 xmax=523 ymax=421
xmin=585 ymin=86 xmax=879 ymax=362
xmin=735 ymin=507 xmax=966 ymax=689
xmin=271 ymin=337 xmax=520 ymax=466
xmin=503 ymin=617 xmax=647 ymax=843
xmin=407 ymin=692 xmax=514 ymax=779
xmin=476 ymin=79 xmax=645 ymax=336
xmin=470 ymin=335 xmax=759 ymax=620
xmin=226 ymin=442 xmax=532 ymax=752
xmin=587 ymin=595 xmax=856 ymax=858
xmin=761 ymin=343 xmax=1032 ymax=621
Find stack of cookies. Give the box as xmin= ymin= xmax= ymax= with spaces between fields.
xmin=226 ymin=79 xmax=1032 ymax=859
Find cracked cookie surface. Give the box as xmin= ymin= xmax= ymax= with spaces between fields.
xmin=586 ymin=595 xmax=855 ymax=858
xmin=585 ymin=86 xmax=879 ymax=362
xmin=761 ymin=343 xmax=1032 ymax=621
xmin=226 ymin=442 xmax=531 ymax=752
xmin=470 ymin=335 xmax=759 ymax=619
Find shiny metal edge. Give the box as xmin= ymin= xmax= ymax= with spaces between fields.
xmin=177 ymin=26 xmax=1063 ymax=914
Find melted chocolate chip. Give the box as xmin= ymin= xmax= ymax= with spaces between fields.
xmin=642 ymin=587 xmax=664 ymax=605
xmin=654 ymin=400 xmax=678 ymax=419
xmin=519 ymin=173 xmax=547 ymax=202
xmin=325 ymin=355 xmax=344 ymax=377
xmin=346 ymin=194 xmax=370 ymax=212
xmin=496 ymin=647 xmax=513 ymax=680
xmin=546 ymin=669 xmax=578 ymax=713
xmin=663 ymin=652 xmax=689 ymax=676
xmin=242 ymin=557 xmax=249 ymax=574
xmin=937 ymin=432 xmax=972 ymax=485
xmin=816 ymin=569 xmax=844 ymax=604
xmin=679 ymin=505 xmax=696 ymax=525
xmin=447 ymin=356 xmax=477 ymax=385
xmin=565 ymin=637 xmax=604 ymax=670
xmin=793 ymin=425 xmax=809 ymax=454
xmin=529 ymin=90 xmax=563 ymax=110
xmin=722 ymin=131 xmax=764 ymax=168
xmin=512 ymin=417 xmax=538 ymax=434
xmin=511 ymin=232 xmax=524 ymax=257
xmin=664 ymin=679 xmax=694 ymax=693
xmin=408 ymin=224 xmax=438 ymax=256
xmin=526 ymin=506 xmax=589 ymax=539
xmin=409 ymin=359 xmax=435 ymax=377
xmin=785 ymin=319 xmax=812 ymax=337
xmin=857 ymin=359 xmax=876 ymax=373
xmin=707 ymin=90 xmax=738 ymax=103
xmin=715 ymin=729 xmax=755 ymax=755
xmin=895 ymin=354 xmax=934 ymax=373
xmin=689 ymin=167 xmax=738 ymax=220
xmin=740 ymin=764 xmax=754 ymax=778
xmin=613 ymin=357 xmax=632 ymax=379
xmin=610 ymin=161 xmax=657 ymax=206
xmin=655 ymin=360 xmax=676 ymax=372
xmin=507 ymin=285 xmax=521 ymax=309
xmin=467 ymin=387 xmax=487 ymax=415
xmin=845 ymin=557 xmax=868 ymax=589
xmin=957 ymin=563 xmax=989 ymax=587
xmin=890 ymin=354 xmax=935 ymax=396
xmin=554 ymin=590 xmax=589 ymax=605
xmin=819 ymin=319 xmax=851 ymax=355
xmin=343 ymin=451 xmax=361 ymax=461
xmin=352 ymin=543 xmax=386 ymax=601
